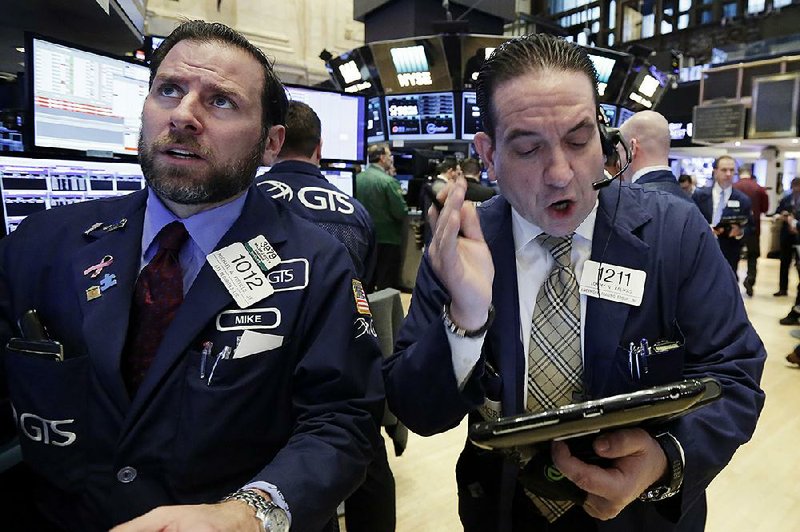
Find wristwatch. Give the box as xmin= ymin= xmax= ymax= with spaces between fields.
xmin=639 ymin=432 xmax=685 ymax=502
xmin=223 ymin=488 xmax=290 ymax=532
xmin=442 ymin=302 xmax=495 ymax=338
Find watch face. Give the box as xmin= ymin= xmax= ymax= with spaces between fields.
xmin=265 ymin=507 xmax=290 ymax=532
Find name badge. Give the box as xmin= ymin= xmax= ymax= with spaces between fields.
xmin=579 ymin=260 xmax=646 ymax=306
xmin=216 ymin=307 xmax=282 ymax=331
xmin=727 ymin=200 xmax=740 ymax=208
xmin=208 ymin=242 xmax=274 ymax=308
xmin=245 ymin=235 xmax=281 ymax=272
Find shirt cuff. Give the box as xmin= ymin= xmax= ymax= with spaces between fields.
xmin=445 ymin=322 xmax=486 ymax=389
xmin=243 ymin=481 xmax=292 ymax=527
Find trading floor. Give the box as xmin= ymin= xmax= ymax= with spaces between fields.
xmin=379 ymin=243 xmax=800 ymax=531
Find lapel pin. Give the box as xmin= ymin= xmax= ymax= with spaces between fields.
xmin=83 ymin=222 xmax=104 ymax=235
xmin=99 ymin=273 xmax=117 ymax=292
xmin=86 ymin=286 xmax=102 ymax=301
xmin=83 ymin=255 xmax=114 ymax=278
xmin=102 ymin=218 xmax=127 ymax=232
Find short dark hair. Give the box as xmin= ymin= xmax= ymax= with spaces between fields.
xmin=475 ymin=34 xmax=599 ymax=141
xmin=460 ymin=158 xmax=482 ymax=176
xmin=279 ymin=101 xmax=321 ymax=159
xmin=437 ymin=156 xmax=459 ymax=174
xmin=368 ymin=143 xmax=389 ymax=163
xmin=149 ymin=20 xmax=288 ymax=132
xmin=678 ymin=174 xmax=693 ymax=185
xmin=712 ymin=155 xmax=736 ymax=169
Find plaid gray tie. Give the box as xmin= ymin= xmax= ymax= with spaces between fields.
xmin=525 ymin=233 xmax=583 ymax=522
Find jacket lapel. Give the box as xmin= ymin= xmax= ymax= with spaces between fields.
xmin=121 ymin=189 xmax=290 ymax=435
xmin=583 ymin=184 xmax=651 ymax=397
xmin=481 ymin=198 xmax=526 ymax=414
xmin=71 ymin=191 xmax=147 ymax=415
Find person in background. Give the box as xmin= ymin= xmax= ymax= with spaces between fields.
xmin=421 ymin=157 xmax=463 ymax=246
xmin=0 ymin=20 xmax=384 ymax=532
xmin=257 ymin=101 xmax=377 ymax=285
xmin=460 ymin=157 xmax=497 ymax=204
xmin=692 ymin=156 xmax=753 ymax=276
xmin=618 ymin=110 xmax=688 ymax=200
xmin=384 ymin=33 xmax=765 ymax=531
xmin=255 ymin=102 xmax=394 ymax=532
xmin=773 ymin=177 xmax=800 ymax=297
xmin=732 ymin=164 xmax=769 ymax=296
xmin=678 ymin=174 xmax=694 ymax=197
xmin=356 ymin=144 xmax=408 ymax=291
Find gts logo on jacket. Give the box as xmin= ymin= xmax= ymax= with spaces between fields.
xmin=12 ymin=406 xmax=77 ymax=446
xmin=260 ymin=181 xmax=355 ymax=214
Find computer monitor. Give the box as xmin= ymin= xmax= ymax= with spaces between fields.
xmin=366 ymin=96 xmax=387 ymax=143
xmin=617 ymin=107 xmax=635 ymax=126
xmin=369 ymin=37 xmax=453 ymax=94
xmin=599 ymin=103 xmax=618 ymax=127
xmin=320 ymin=168 xmax=355 ymax=197
xmin=385 ymin=92 xmax=456 ymax=141
xmin=285 ymin=85 xmax=366 ymax=162
xmin=28 ymin=35 xmax=150 ymax=157
xmin=0 ymin=155 xmax=145 ymax=236
xmin=583 ymin=46 xmax=632 ymax=104
xmin=461 ymin=91 xmax=482 ymax=140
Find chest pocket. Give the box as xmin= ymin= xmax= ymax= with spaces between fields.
xmin=169 ymin=336 xmax=296 ymax=491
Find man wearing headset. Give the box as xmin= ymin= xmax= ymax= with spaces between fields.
xmin=384 ymin=34 xmax=765 ymax=531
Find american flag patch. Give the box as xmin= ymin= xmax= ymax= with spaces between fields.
xmin=352 ymin=279 xmax=371 ymax=316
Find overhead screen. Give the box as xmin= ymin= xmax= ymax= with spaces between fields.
xmin=461 ymin=91 xmax=482 ymax=140
xmin=385 ymin=92 xmax=456 ymax=141
xmin=749 ymin=73 xmax=800 ymax=138
xmin=370 ymin=38 xmax=452 ymax=94
xmin=30 ymin=36 xmax=150 ymax=157
xmin=366 ymin=96 xmax=387 ymax=143
xmin=285 ymin=86 xmax=366 ymax=162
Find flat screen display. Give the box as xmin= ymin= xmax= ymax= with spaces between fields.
xmin=599 ymin=103 xmax=617 ymax=127
xmin=749 ymin=74 xmax=800 ymax=138
xmin=30 ymin=36 xmax=150 ymax=156
xmin=0 ymin=155 xmax=145 ymax=236
xmin=366 ymin=96 xmax=386 ymax=143
xmin=461 ymin=91 xmax=482 ymax=140
xmin=386 ymin=92 xmax=456 ymax=141
xmin=370 ymin=37 xmax=452 ymax=94
xmin=320 ymin=169 xmax=355 ymax=197
xmin=588 ymin=53 xmax=616 ymax=97
xmin=285 ymin=85 xmax=366 ymax=162
xmin=617 ymin=107 xmax=635 ymax=126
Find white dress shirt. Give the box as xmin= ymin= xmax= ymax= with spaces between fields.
xmin=447 ymin=202 xmax=598 ymax=408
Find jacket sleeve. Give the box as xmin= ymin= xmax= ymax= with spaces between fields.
xmin=664 ymin=206 xmax=766 ymax=519
xmin=383 ymin=253 xmax=486 ymax=436
xmin=251 ymin=248 xmax=385 ymax=531
xmin=385 ymin=178 xmax=409 ymax=222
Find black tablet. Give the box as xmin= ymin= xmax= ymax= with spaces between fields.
xmin=469 ymin=377 xmax=722 ymax=450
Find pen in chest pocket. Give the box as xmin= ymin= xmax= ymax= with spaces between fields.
xmin=207 ymin=345 xmax=232 ymax=386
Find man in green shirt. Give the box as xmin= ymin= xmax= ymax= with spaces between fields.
xmin=356 ymin=143 xmax=408 ymax=290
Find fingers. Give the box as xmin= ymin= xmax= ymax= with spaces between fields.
xmin=592 ymin=428 xmax=650 ymax=460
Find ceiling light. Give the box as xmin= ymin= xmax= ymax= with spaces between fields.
xmin=16 ymin=47 xmax=24 ymax=53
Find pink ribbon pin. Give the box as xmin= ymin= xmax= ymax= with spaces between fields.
xmin=83 ymin=255 xmax=114 ymax=278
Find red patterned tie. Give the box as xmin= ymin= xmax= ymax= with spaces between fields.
xmin=122 ymin=221 xmax=189 ymax=396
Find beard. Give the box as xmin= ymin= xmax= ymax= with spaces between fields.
xmin=138 ymin=130 xmax=267 ymax=205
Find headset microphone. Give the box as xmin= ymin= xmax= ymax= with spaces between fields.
xmin=592 ymin=128 xmax=631 ymax=190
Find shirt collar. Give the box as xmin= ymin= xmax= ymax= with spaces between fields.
xmin=143 ymin=188 xmax=249 ymax=257
xmin=630 ymin=165 xmax=673 ymax=184
xmin=511 ymin=200 xmax=598 ymax=254
xmin=712 ymin=181 xmax=731 ymax=196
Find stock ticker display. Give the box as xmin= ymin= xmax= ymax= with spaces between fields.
xmin=0 ymin=156 xmax=144 ymax=235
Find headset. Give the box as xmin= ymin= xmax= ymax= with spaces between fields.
xmin=592 ymin=121 xmax=631 ymax=190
